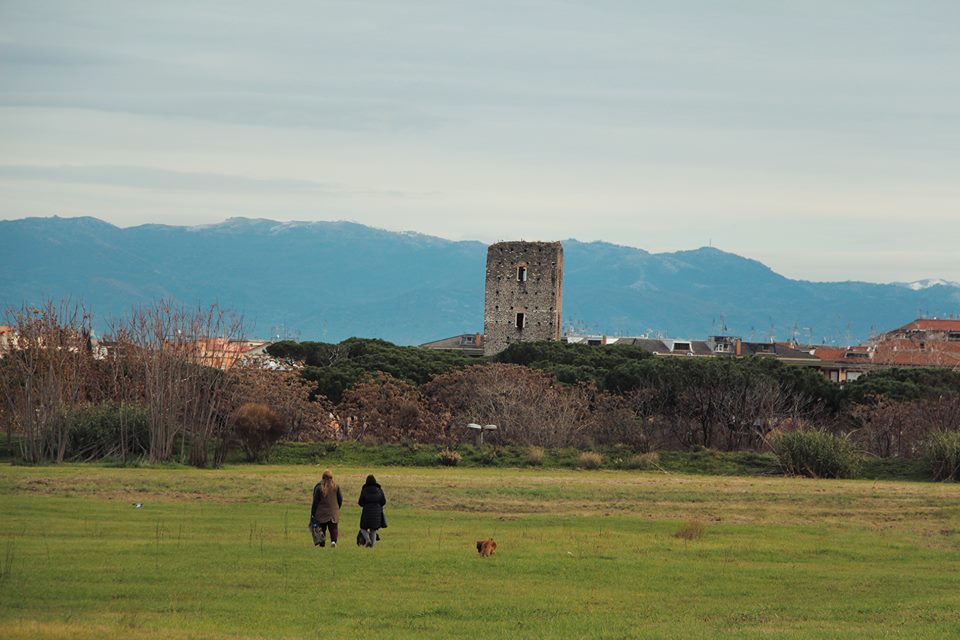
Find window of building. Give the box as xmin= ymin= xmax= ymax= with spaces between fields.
xmin=517 ymin=266 xmax=527 ymax=282
xmin=515 ymin=313 xmax=525 ymax=329
xmin=673 ymin=342 xmax=691 ymax=352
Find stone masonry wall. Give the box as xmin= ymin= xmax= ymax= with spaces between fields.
xmin=483 ymin=241 xmax=563 ymax=356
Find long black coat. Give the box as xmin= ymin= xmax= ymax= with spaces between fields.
xmin=358 ymin=482 xmax=386 ymax=530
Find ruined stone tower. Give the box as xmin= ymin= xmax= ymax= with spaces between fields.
xmin=483 ymin=241 xmax=563 ymax=356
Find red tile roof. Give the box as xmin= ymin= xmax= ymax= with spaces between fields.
xmin=811 ymin=346 xmax=848 ymax=362
xmin=894 ymin=319 xmax=960 ymax=332
xmin=808 ymin=345 xmax=871 ymax=363
xmin=870 ymin=338 xmax=960 ymax=367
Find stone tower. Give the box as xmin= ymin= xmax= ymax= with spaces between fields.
xmin=483 ymin=241 xmax=563 ymax=356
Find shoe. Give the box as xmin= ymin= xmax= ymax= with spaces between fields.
xmin=331 ymin=541 xmax=337 ymax=548
xmin=318 ymin=541 xmax=325 ymax=547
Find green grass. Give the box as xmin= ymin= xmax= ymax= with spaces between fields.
xmin=269 ymin=442 xmax=930 ymax=480
xmin=2 ymin=464 xmax=960 ymax=638
xmin=2 ymin=436 xmax=932 ymax=481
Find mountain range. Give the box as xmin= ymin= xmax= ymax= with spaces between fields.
xmin=2 ymin=216 xmax=959 ymax=346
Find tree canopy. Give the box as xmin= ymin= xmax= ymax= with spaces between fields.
xmin=268 ymin=338 xmax=483 ymax=403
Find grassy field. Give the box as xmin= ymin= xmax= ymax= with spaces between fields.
xmin=1 ymin=464 xmax=959 ymax=639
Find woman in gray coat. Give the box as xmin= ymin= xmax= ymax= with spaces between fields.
xmin=357 ymin=474 xmax=386 ymax=547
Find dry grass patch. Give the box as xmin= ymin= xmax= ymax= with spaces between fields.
xmin=674 ymin=519 xmax=706 ymax=541
xmin=625 ymin=452 xmax=660 ymax=470
xmin=525 ymin=446 xmax=545 ymax=466
xmin=437 ymin=449 xmax=462 ymax=466
xmin=4 ymin=466 xmax=960 ymax=533
xmin=577 ymin=452 xmax=603 ymax=469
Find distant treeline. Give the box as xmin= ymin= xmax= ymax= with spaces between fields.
xmin=270 ymin=337 xmax=960 ymax=407
xmin=4 ymin=298 xmax=959 ymax=480
xmin=267 ymin=338 xmax=960 ymax=472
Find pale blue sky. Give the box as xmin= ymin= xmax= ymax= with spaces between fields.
xmin=1 ymin=1 xmax=958 ymax=282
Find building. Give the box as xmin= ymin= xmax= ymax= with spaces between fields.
xmin=867 ymin=319 xmax=960 ymax=367
xmin=420 ymin=333 xmax=485 ymax=356
xmin=810 ymin=319 xmax=960 ymax=378
xmin=0 ymin=326 xmax=15 ymax=355
xmin=192 ymin=338 xmax=272 ymax=370
xmin=567 ymin=334 xmax=821 ymax=365
xmin=806 ymin=345 xmax=872 ymax=383
xmin=483 ymin=241 xmax=564 ymax=356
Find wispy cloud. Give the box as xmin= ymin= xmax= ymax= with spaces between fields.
xmin=0 ymin=164 xmax=338 ymax=193
xmin=0 ymin=164 xmax=434 ymax=200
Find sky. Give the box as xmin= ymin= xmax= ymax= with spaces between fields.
xmin=1 ymin=1 xmax=958 ymax=283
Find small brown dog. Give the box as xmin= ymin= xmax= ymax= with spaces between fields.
xmin=476 ymin=539 xmax=497 ymax=557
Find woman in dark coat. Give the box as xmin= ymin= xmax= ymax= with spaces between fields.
xmin=357 ymin=474 xmax=386 ymax=548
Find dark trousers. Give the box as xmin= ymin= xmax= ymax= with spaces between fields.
xmin=318 ymin=521 xmax=339 ymax=544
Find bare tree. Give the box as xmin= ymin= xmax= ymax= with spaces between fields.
xmin=94 ymin=323 xmax=144 ymax=463
xmin=423 ymin=364 xmax=592 ymax=448
xmin=0 ymin=301 xmax=94 ymax=462
xmin=337 ymin=373 xmax=441 ymax=443
xmin=851 ymin=396 xmax=960 ymax=458
xmin=123 ymin=300 xmax=245 ymax=465
xmin=626 ymin=362 xmax=820 ymax=451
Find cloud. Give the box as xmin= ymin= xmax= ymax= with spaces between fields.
xmin=0 ymin=164 xmax=428 ymax=199
xmin=0 ymin=1 xmax=958 ymax=282
xmin=0 ymin=41 xmax=122 ymax=68
xmin=0 ymin=92 xmax=451 ymax=134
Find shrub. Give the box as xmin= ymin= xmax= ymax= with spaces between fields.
xmin=673 ymin=520 xmax=706 ymax=541
xmin=769 ymin=429 xmax=861 ymax=479
xmin=476 ymin=447 xmax=500 ymax=465
xmin=578 ymin=451 xmax=603 ymax=469
xmin=625 ymin=451 xmax=660 ymax=470
xmin=231 ymin=402 xmax=285 ymax=462
xmin=58 ymin=403 xmax=149 ymax=461
xmin=925 ymin=430 xmax=960 ymax=481
xmin=526 ymin=446 xmax=545 ymax=466
xmin=437 ymin=448 xmax=462 ymax=466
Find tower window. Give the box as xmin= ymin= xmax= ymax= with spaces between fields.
xmin=516 ymin=313 xmax=525 ymax=329
xmin=517 ymin=266 xmax=527 ymax=282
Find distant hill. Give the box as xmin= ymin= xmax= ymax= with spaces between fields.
xmin=2 ymin=216 xmax=959 ymax=345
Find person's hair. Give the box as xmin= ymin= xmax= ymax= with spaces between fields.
xmin=320 ymin=469 xmax=336 ymax=497
xmin=365 ymin=474 xmax=376 ymax=485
